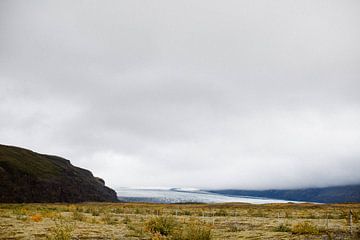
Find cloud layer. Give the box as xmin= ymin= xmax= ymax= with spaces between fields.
xmin=1 ymin=0 xmax=360 ymax=189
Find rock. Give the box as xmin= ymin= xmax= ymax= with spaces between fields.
xmin=0 ymin=144 xmax=118 ymax=203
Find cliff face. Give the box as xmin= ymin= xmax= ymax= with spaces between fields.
xmin=0 ymin=144 xmax=118 ymax=203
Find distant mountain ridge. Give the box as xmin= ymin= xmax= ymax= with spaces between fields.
xmin=209 ymin=184 xmax=360 ymax=203
xmin=0 ymin=144 xmax=118 ymax=203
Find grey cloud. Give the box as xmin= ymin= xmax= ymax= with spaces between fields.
xmin=1 ymin=0 xmax=360 ymax=189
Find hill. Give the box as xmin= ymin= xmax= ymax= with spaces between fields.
xmin=209 ymin=184 xmax=360 ymax=203
xmin=0 ymin=144 xmax=118 ymax=203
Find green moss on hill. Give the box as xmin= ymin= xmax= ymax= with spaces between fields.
xmin=0 ymin=144 xmax=118 ymax=203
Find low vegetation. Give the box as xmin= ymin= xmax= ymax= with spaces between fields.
xmin=46 ymin=220 xmax=74 ymax=240
xmin=145 ymin=216 xmax=178 ymax=236
xmin=172 ymin=221 xmax=212 ymax=240
xmin=291 ymin=221 xmax=320 ymax=235
xmin=0 ymin=202 xmax=359 ymax=239
xmin=274 ymin=223 xmax=291 ymax=232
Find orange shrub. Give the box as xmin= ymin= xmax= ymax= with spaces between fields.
xmin=31 ymin=214 xmax=43 ymax=222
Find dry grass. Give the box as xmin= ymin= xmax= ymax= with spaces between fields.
xmin=0 ymin=202 xmax=359 ymax=239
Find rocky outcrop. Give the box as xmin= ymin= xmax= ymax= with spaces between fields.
xmin=0 ymin=144 xmax=118 ymax=203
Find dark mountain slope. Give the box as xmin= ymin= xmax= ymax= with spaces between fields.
xmin=0 ymin=144 xmax=118 ymax=203
xmin=209 ymin=184 xmax=360 ymax=203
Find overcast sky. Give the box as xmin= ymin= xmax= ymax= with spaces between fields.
xmin=1 ymin=0 xmax=360 ymax=190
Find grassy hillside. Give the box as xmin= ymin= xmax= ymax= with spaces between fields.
xmin=0 ymin=144 xmax=117 ymax=203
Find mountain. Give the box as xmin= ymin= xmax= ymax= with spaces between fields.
xmin=0 ymin=144 xmax=118 ymax=203
xmin=209 ymin=184 xmax=360 ymax=203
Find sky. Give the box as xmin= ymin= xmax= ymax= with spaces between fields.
xmin=1 ymin=0 xmax=360 ymax=190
